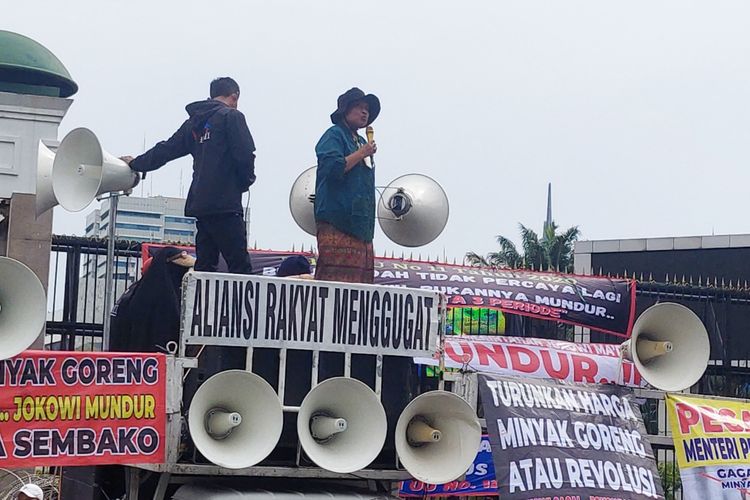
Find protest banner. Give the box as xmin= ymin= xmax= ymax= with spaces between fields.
xmin=0 ymin=351 xmax=167 ymax=467
xmin=479 ymin=374 xmax=663 ymax=500
xmin=666 ymin=393 xmax=750 ymax=499
xmin=416 ymin=336 xmax=643 ymax=388
xmin=181 ymin=271 xmax=442 ymax=358
xmin=376 ymin=262 xmax=635 ymax=337
xmin=144 ymin=244 xmax=636 ymax=337
xmin=400 ymin=435 xmax=497 ymax=497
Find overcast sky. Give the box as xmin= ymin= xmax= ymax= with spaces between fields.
xmin=7 ymin=1 xmax=750 ymax=262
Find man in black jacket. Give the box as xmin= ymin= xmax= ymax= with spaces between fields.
xmin=121 ymin=77 xmax=255 ymax=273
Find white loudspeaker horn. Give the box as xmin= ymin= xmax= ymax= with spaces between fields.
xmin=396 ymin=391 xmax=481 ymax=485
xmin=378 ymin=174 xmax=449 ymax=247
xmin=52 ymin=128 xmax=139 ymax=212
xmin=188 ymin=370 xmax=283 ymax=469
xmin=289 ymin=166 xmax=317 ymax=236
xmin=36 ymin=141 xmax=57 ymax=217
xmin=297 ymin=377 xmax=387 ymax=473
xmin=620 ymin=302 xmax=710 ymax=392
xmin=0 ymin=257 xmax=46 ymax=360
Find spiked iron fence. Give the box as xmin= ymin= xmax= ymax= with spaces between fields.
xmin=46 ymin=235 xmax=142 ymax=350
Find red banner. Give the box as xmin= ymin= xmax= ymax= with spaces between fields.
xmin=0 ymin=351 xmax=167 ymax=468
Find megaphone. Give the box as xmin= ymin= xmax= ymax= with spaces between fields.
xmin=52 ymin=128 xmax=139 ymax=212
xmin=297 ymin=377 xmax=387 ymax=473
xmin=620 ymin=302 xmax=710 ymax=392
xmin=188 ymin=370 xmax=283 ymax=469
xmin=378 ymin=174 xmax=449 ymax=247
xmin=396 ymin=391 xmax=481 ymax=485
xmin=36 ymin=141 xmax=57 ymax=217
xmin=289 ymin=166 xmax=317 ymax=236
xmin=0 ymin=257 xmax=46 ymax=360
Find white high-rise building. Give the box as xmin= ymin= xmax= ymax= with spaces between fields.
xmin=85 ymin=195 xmax=197 ymax=244
xmin=82 ymin=196 xmax=197 ymax=285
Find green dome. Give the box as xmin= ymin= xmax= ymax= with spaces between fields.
xmin=0 ymin=30 xmax=77 ymax=97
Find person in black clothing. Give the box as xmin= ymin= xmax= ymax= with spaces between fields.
xmin=121 ymin=77 xmax=255 ymax=273
xmin=276 ymin=254 xmax=314 ymax=279
xmin=109 ymin=247 xmax=194 ymax=353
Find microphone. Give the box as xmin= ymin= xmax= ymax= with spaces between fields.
xmin=365 ymin=126 xmax=375 ymax=168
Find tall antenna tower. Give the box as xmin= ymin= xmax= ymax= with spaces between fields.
xmin=542 ymin=182 xmax=553 ymax=241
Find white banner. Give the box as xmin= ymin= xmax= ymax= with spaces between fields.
xmin=180 ymin=272 xmax=442 ymax=357
xmin=416 ymin=335 xmax=644 ymax=387
xmin=679 ymin=466 xmax=750 ymax=500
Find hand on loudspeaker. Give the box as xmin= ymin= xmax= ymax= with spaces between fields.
xmin=120 ymin=155 xmax=134 ymax=165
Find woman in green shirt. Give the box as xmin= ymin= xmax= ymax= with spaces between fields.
xmin=314 ymin=87 xmax=380 ymax=283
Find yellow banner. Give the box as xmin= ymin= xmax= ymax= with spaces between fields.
xmin=666 ymin=393 xmax=750 ymax=468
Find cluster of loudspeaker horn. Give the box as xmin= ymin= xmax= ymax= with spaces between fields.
xmin=36 ymin=127 xmax=140 ymax=216
xmin=290 ymin=167 xmax=450 ymax=247
xmin=187 ymin=371 xmax=483 ymax=484
xmin=10 ymin=127 xmax=713 ymax=483
xmin=3 ymin=127 xmax=139 ymax=353
xmin=180 ymin=302 xmax=711 ymax=483
xmin=40 ymin=128 xmax=449 ymax=248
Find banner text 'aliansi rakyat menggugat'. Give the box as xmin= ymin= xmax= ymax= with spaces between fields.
xmin=180 ymin=272 xmax=442 ymax=358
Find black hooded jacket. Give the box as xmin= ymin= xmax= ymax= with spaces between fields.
xmin=130 ymin=100 xmax=256 ymax=216
xmin=109 ymin=247 xmax=188 ymax=353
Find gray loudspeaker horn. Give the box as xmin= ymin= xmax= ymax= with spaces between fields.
xmin=289 ymin=166 xmax=317 ymax=236
xmin=620 ymin=302 xmax=710 ymax=392
xmin=0 ymin=257 xmax=46 ymax=360
xmin=36 ymin=141 xmax=57 ymax=216
xmin=297 ymin=377 xmax=387 ymax=473
xmin=52 ymin=128 xmax=139 ymax=212
xmin=396 ymin=391 xmax=481 ymax=485
xmin=188 ymin=370 xmax=283 ymax=469
xmin=378 ymin=174 xmax=449 ymax=247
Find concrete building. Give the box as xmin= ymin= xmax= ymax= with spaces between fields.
xmin=85 ymin=195 xmax=197 ymax=245
xmin=85 ymin=194 xmax=252 ymax=245
xmin=82 ymin=195 xmax=197 ymax=285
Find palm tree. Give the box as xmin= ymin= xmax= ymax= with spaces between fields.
xmin=466 ymin=222 xmax=580 ymax=272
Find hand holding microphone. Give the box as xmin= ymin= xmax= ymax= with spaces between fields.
xmin=364 ymin=126 xmax=376 ymax=167
xmin=361 ymin=141 xmax=377 ymax=157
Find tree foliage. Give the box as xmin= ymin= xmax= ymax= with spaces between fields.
xmin=466 ymin=222 xmax=580 ymax=273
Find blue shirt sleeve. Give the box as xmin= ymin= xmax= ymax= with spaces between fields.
xmin=315 ymin=127 xmax=347 ymax=180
